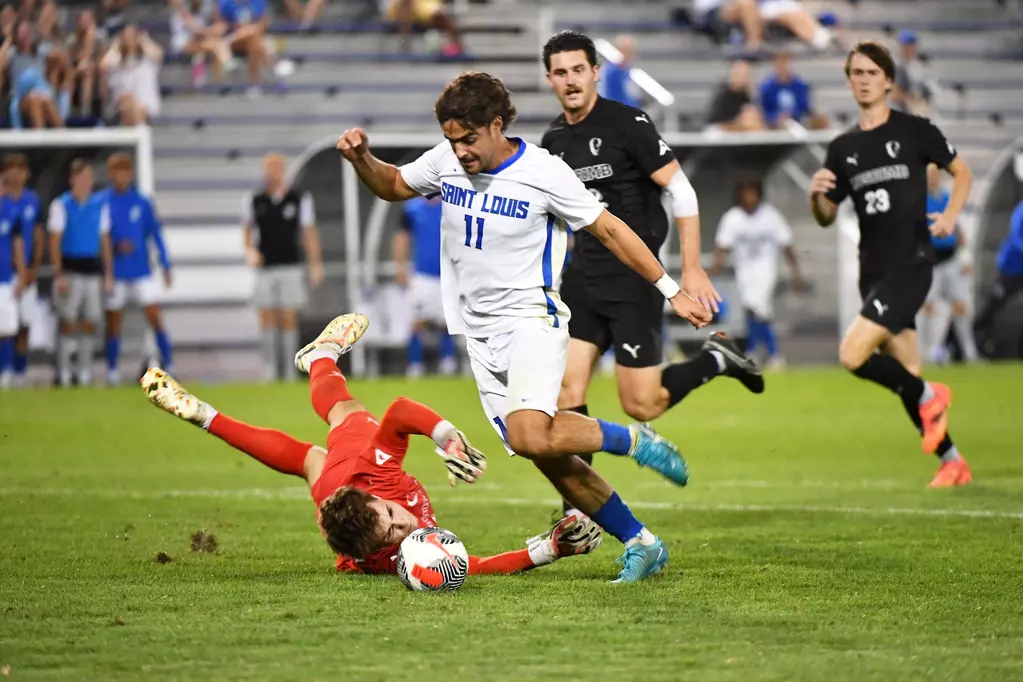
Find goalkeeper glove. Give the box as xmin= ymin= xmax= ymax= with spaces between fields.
xmin=436 ymin=430 xmax=487 ymax=487
xmin=525 ymin=513 xmax=604 ymax=567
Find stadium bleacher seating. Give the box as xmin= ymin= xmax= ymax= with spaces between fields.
xmin=112 ymin=0 xmax=1022 ymax=371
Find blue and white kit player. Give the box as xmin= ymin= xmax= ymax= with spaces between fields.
xmin=0 ymin=202 xmax=25 ymax=387
xmin=338 ymin=72 xmax=713 ymax=582
xmin=102 ymin=153 xmax=173 ymax=385
xmin=394 ymin=195 xmax=458 ymax=377
xmin=1 ymin=155 xmax=41 ymax=386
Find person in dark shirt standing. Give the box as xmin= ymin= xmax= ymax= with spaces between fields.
xmin=706 ymin=59 xmax=766 ymax=132
xmin=243 ymin=153 xmax=324 ymax=382
xmin=541 ymin=31 xmax=764 ymax=516
xmin=808 ymin=41 xmax=974 ymax=488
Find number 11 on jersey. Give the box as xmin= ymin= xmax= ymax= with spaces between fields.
xmin=464 ymin=214 xmax=484 ymax=249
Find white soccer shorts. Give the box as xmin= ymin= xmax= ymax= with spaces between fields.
xmin=927 ymin=260 xmax=971 ymax=306
xmin=758 ymin=0 xmax=801 ymax=20
xmin=464 ymin=318 xmax=569 ymax=455
xmin=0 ymin=283 xmax=17 ymax=337
xmin=410 ymin=273 xmax=446 ymax=326
xmin=106 ymin=275 xmax=161 ymax=311
xmin=735 ymin=260 xmax=780 ymax=321
xmin=18 ymin=282 xmax=37 ymax=327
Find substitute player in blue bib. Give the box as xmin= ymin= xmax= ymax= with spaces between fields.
xmin=48 ymin=159 xmax=113 ymax=387
xmin=918 ymin=164 xmax=978 ymax=364
xmin=0 ymin=193 xmax=26 ymax=387
xmin=393 ymin=195 xmax=458 ymax=377
xmin=103 ymin=153 xmax=173 ymax=385
xmin=0 ymin=154 xmax=42 ymax=387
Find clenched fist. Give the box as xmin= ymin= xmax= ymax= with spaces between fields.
xmin=337 ymin=128 xmax=370 ymax=163
xmin=809 ymin=168 xmax=837 ymax=197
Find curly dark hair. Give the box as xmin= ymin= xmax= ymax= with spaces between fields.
xmin=434 ymin=71 xmax=517 ymax=132
xmin=542 ymin=30 xmax=598 ymax=72
xmin=318 ymin=486 xmax=381 ymax=559
xmin=844 ymin=41 xmax=896 ymax=83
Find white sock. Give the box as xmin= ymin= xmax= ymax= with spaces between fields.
xmin=939 ymin=445 xmax=962 ymax=463
xmin=281 ymin=328 xmax=300 ymax=380
xmin=626 ymin=527 xmax=658 ymax=548
xmin=260 ymin=329 xmax=279 ymax=380
xmin=57 ymin=334 xmax=74 ymax=380
xmin=78 ymin=334 xmax=95 ymax=381
xmin=304 ymin=349 xmax=339 ymax=366
xmin=709 ymin=350 xmax=726 ymax=373
xmin=953 ymin=315 xmax=980 ymax=361
xmin=810 ymin=27 xmax=832 ymax=50
xmin=202 ymin=406 xmax=218 ymax=431
xmin=919 ymin=382 xmax=935 ymax=405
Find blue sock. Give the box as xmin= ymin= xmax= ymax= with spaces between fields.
xmin=591 ymin=492 xmax=644 ymax=544
xmin=598 ymin=419 xmax=632 ymax=456
xmin=762 ymin=321 xmax=778 ymax=356
xmin=439 ymin=332 xmax=456 ymax=361
xmin=13 ymin=349 xmax=27 ymax=375
xmin=155 ymin=330 xmax=173 ymax=368
xmin=745 ymin=313 xmax=762 ymax=355
xmin=407 ymin=332 xmax=424 ymax=366
xmin=0 ymin=338 xmax=13 ymax=374
xmin=105 ymin=336 xmax=120 ymax=372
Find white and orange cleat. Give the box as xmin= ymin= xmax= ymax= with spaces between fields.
xmin=929 ymin=457 xmax=972 ymax=488
xmin=919 ymin=382 xmax=952 ymax=454
xmin=140 ymin=367 xmax=212 ymax=428
xmin=294 ymin=313 xmax=369 ymax=374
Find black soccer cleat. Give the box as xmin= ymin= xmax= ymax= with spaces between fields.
xmin=702 ymin=332 xmax=764 ymax=394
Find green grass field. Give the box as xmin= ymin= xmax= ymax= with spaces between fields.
xmin=2 ymin=365 xmax=1023 ymax=681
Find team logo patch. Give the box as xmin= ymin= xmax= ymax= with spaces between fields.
xmin=0 ymin=220 xmax=9 ymax=236
xmin=658 ymin=140 xmax=671 ymax=156
xmin=282 ymin=203 xmax=297 ymax=220
xmin=885 ymin=141 xmax=901 ymax=159
xmin=23 ymin=206 xmax=35 ymax=221
xmin=589 ymin=138 xmax=602 ymax=156
xmin=130 ymin=205 xmax=142 ymax=223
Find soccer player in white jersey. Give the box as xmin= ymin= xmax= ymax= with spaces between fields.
xmin=337 ymin=71 xmax=712 ymax=583
xmin=710 ymin=176 xmax=805 ymax=368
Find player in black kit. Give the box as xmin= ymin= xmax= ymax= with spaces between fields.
xmin=809 ymin=41 xmax=974 ymax=488
xmin=541 ymin=31 xmax=764 ymax=513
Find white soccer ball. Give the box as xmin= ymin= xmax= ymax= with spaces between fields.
xmin=396 ymin=527 xmax=469 ymax=592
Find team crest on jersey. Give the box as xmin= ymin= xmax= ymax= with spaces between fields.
xmin=885 ymin=141 xmax=901 ymax=159
xmin=0 ymin=220 xmax=9 ymax=236
xmin=589 ymin=138 xmax=602 ymax=156
xmin=23 ymin=206 xmax=35 ymax=221
xmin=282 ymin=203 xmax=297 ymax=220
xmin=130 ymin=205 xmax=142 ymax=223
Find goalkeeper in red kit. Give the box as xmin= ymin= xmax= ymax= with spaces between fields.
xmin=141 ymin=312 xmax=602 ymax=575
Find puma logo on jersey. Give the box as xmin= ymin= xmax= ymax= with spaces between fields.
xmin=622 ymin=343 xmax=641 ymax=359
xmin=846 ymin=154 xmax=858 ymax=166
xmin=872 ymin=299 xmax=888 ymax=316
xmin=635 ymin=115 xmax=650 ymax=123
xmin=375 ymin=449 xmax=392 ymax=466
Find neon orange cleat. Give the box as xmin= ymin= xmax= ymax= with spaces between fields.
xmin=919 ymin=382 xmax=952 ymax=453
xmin=929 ymin=457 xmax=972 ymax=488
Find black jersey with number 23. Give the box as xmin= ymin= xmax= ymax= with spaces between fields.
xmin=823 ymin=109 xmax=957 ymax=276
xmin=541 ymin=97 xmax=677 ymax=283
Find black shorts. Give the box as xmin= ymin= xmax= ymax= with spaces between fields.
xmin=858 ymin=263 xmax=933 ymax=333
xmin=561 ymin=269 xmax=664 ymax=368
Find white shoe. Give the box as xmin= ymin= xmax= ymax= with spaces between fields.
xmin=294 ymin=313 xmax=369 ymax=374
xmin=107 ymin=369 xmax=121 ymax=387
xmin=78 ymin=370 xmax=93 ymax=387
xmin=141 ymin=367 xmax=212 ymax=427
xmin=0 ymin=372 xmax=11 ymax=389
xmin=765 ymin=355 xmax=787 ymax=371
xmin=58 ymin=369 xmax=72 ymax=387
xmin=438 ymin=356 xmax=457 ymax=376
xmin=406 ymin=362 xmax=425 ymax=379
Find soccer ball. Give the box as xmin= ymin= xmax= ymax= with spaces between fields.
xmin=396 ymin=527 xmax=469 ymax=592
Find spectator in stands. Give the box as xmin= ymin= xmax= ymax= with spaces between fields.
xmin=759 ymin=0 xmax=834 ymax=52
xmin=706 ymin=59 xmax=765 ymax=132
xmin=383 ymin=0 xmax=464 ymax=59
xmin=759 ymin=49 xmax=828 ymax=130
xmin=1 ymin=21 xmax=64 ymax=127
xmin=101 ymin=24 xmax=163 ymax=125
xmin=392 ymin=195 xmax=458 ymax=378
xmin=48 ymin=158 xmax=112 ymax=387
xmin=891 ymin=30 xmax=929 ymax=115
xmin=216 ymin=0 xmax=273 ymax=97
xmin=598 ymin=34 xmax=640 ymax=108
xmin=283 ymin=0 xmax=326 ymax=31
xmin=43 ymin=49 xmax=72 ymax=122
xmin=170 ymin=0 xmax=230 ymax=88
xmin=99 ymin=0 xmax=130 ymax=39
xmin=243 ymin=153 xmax=324 ymax=382
xmin=34 ymin=0 xmax=63 ymax=57
xmin=65 ymin=10 xmax=105 ymax=119
xmin=693 ymin=0 xmax=764 ymax=52
xmin=973 ymin=196 xmax=1023 ymax=357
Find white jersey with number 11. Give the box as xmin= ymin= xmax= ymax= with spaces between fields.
xmin=399 ymin=138 xmax=604 ymax=338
